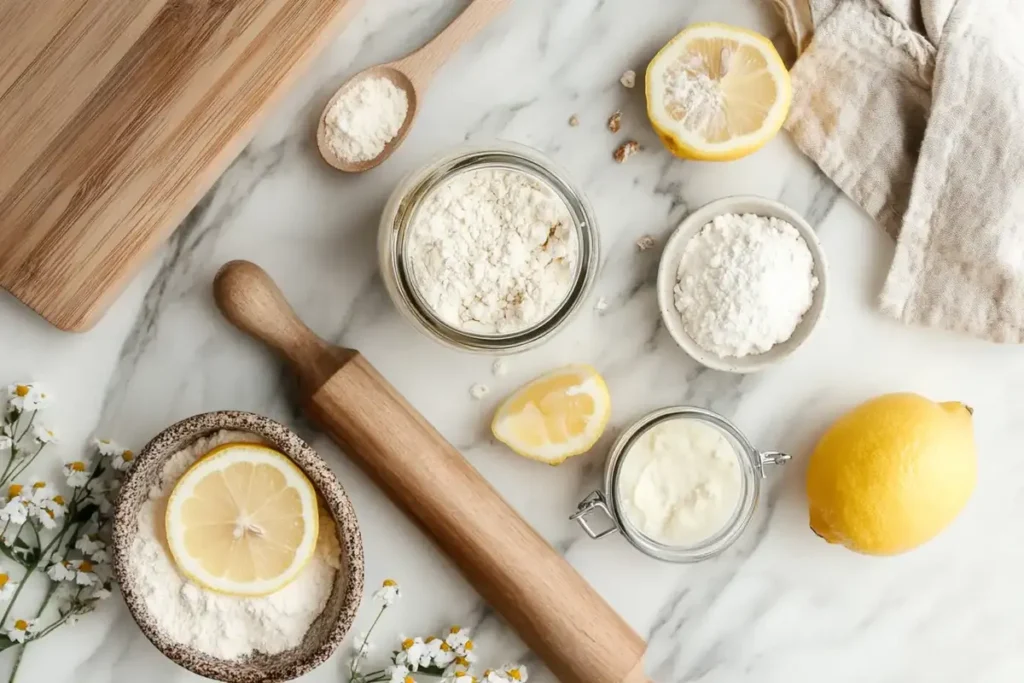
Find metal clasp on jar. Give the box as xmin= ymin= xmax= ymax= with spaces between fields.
xmin=757 ymin=450 xmax=791 ymax=477
xmin=570 ymin=491 xmax=619 ymax=539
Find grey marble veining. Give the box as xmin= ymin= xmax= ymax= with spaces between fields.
xmin=2 ymin=0 xmax=1023 ymax=681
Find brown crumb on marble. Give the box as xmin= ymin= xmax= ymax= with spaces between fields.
xmin=613 ymin=140 xmax=640 ymax=163
xmin=607 ymin=111 xmax=622 ymax=133
xmin=568 ymin=114 xmax=580 ymax=127
xmin=620 ymin=70 xmax=636 ymax=88
xmin=636 ymin=235 xmax=656 ymax=251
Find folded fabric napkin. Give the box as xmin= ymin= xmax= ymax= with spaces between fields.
xmin=770 ymin=0 xmax=1024 ymax=342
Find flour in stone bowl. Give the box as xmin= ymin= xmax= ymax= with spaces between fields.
xmin=673 ymin=212 xmax=818 ymax=358
xmin=126 ymin=430 xmax=343 ymax=661
xmin=405 ymin=167 xmax=579 ymax=335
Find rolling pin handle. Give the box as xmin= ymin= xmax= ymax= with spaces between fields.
xmin=213 ymin=260 xmax=353 ymax=391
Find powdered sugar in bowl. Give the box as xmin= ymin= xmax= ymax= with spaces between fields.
xmin=379 ymin=143 xmax=600 ymax=353
xmin=657 ymin=196 xmax=828 ymax=373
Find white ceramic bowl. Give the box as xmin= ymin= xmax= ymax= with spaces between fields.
xmin=656 ymin=195 xmax=828 ymax=373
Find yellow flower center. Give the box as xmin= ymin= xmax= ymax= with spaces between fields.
xmin=450 ymin=625 xmax=461 ymax=633
xmin=508 ymin=669 xmax=522 ymax=680
xmin=70 ymin=462 xmax=86 ymax=472
xmin=0 ymin=574 xmax=8 ymax=587
xmin=14 ymin=386 xmax=29 ymax=397
xmin=122 ymin=450 xmax=134 ymax=461
xmin=441 ymin=642 xmax=451 ymax=651
xmin=455 ymin=656 xmax=469 ymax=667
xmin=7 ymin=485 xmax=21 ymax=498
xmin=382 ymin=578 xmax=397 ymax=587
xmin=404 ymin=677 xmax=415 ymax=683
xmin=31 ymin=482 xmax=45 ymax=489
xmin=45 ymin=509 xmax=54 ymax=519
xmin=426 ymin=636 xmax=437 ymax=643
xmin=402 ymin=638 xmax=414 ymax=650
xmin=53 ymin=495 xmax=65 ymax=505
xmin=13 ymin=620 xmax=27 ymax=631
xmin=464 ymin=639 xmax=474 ymax=651
xmin=79 ymin=560 xmax=94 ymax=573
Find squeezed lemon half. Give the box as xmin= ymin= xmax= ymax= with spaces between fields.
xmin=646 ymin=23 xmax=791 ymax=161
xmin=165 ymin=443 xmax=319 ymax=597
xmin=491 ymin=364 xmax=611 ymax=465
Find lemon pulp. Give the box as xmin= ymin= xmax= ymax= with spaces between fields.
xmin=165 ymin=443 xmax=319 ymax=596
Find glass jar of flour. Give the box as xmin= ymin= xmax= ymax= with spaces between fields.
xmin=379 ymin=143 xmax=599 ymax=353
xmin=571 ymin=406 xmax=790 ymax=562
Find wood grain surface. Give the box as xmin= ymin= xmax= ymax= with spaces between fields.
xmin=213 ymin=260 xmax=654 ymax=683
xmin=0 ymin=0 xmax=359 ymax=331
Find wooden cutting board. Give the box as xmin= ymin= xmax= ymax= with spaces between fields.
xmin=0 ymin=0 xmax=359 ymax=331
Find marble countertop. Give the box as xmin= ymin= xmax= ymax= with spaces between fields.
xmin=3 ymin=0 xmax=1023 ymax=681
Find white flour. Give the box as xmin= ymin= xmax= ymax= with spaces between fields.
xmin=406 ymin=168 xmax=578 ymax=335
xmin=324 ymin=76 xmax=408 ymax=163
xmin=127 ymin=431 xmax=341 ymax=661
xmin=673 ymin=213 xmax=818 ymax=358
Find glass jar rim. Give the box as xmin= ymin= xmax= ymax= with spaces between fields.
xmin=384 ymin=143 xmax=599 ymax=352
xmin=603 ymin=406 xmax=765 ymax=562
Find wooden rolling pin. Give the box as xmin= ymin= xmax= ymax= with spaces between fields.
xmin=214 ymin=260 xmax=650 ymax=683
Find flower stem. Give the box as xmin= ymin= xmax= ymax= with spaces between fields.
xmin=4 ymin=444 xmax=46 ymax=488
xmin=349 ymin=605 xmax=387 ymax=681
xmin=12 ymin=414 xmax=35 ymax=448
xmin=7 ymin=581 xmax=59 ymax=683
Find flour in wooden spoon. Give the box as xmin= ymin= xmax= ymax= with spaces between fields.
xmin=324 ymin=76 xmax=408 ymax=163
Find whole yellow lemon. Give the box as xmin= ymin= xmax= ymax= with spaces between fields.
xmin=806 ymin=393 xmax=976 ymax=555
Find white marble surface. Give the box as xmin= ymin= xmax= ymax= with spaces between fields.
xmin=2 ymin=0 xmax=1023 ymax=681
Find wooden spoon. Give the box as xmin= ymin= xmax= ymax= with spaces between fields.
xmin=317 ymin=0 xmax=513 ymax=172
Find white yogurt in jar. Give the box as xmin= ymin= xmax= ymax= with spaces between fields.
xmin=617 ymin=417 xmax=742 ymax=546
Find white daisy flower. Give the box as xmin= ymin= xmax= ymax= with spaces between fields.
xmin=71 ymin=559 xmax=98 ymax=586
xmin=0 ymin=436 xmax=11 ymax=451
xmin=47 ymin=560 xmax=76 ymax=583
xmin=26 ymin=478 xmax=56 ymax=503
xmin=6 ymin=384 xmax=49 ymax=412
xmin=0 ymin=571 xmax=18 ymax=602
xmin=445 ymin=626 xmax=471 ymax=651
xmin=501 ymin=666 xmax=527 ymax=682
xmin=76 ymin=535 xmax=105 ymax=556
xmin=396 ymin=636 xmax=431 ymax=671
xmin=30 ymin=503 xmax=58 ymax=529
xmin=31 ymin=424 xmax=57 ymax=444
xmin=65 ymin=614 xmax=80 ymax=627
xmin=86 ymin=479 xmax=116 ymax=514
xmin=0 ymin=496 xmax=28 ymax=526
xmin=441 ymin=672 xmax=476 ymax=683
xmin=92 ymin=585 xmax=112 ymax=601
xmin=386 ymin=664 xmax=412 ymax=683
xmin=426 ymin=636 xmax=456 ymax=668
xmin=93 ymin=439 xmax=124 ymax=457
xmin=6 ymin=618 xmax=35 ymax=643
xmin=373 ymin=578 xmax=401 ymax=605
xmin=111 ymin=448 xmax=135 ymax=471
xmin=63 ymin=461 xmax=91 ymax=488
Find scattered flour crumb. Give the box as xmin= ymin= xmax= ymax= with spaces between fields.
xmin=492 ymin=359 xmax=509 ymax=377
xmin=636 ymin=235 xmax=656 ymax=252
xmin=568 ymin=114 xmax=580 ymax=127
xmin=595 ymin=296 xmax=609 ymax=313
xmin=620 ymin=70 xmax=636 ymax=88
xmin=607 ymin=111 xmax=622 ymax=133
xmin=324 ymin=76 xmax=408 ymax=163
xmin=613 ymin=140 xmax=640 ymax=163
xmin=470 ymin=383 xmax=490 ymax=400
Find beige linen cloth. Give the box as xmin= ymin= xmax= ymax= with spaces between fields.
xmin=769 ymin=0 xmax=1024 ymax=342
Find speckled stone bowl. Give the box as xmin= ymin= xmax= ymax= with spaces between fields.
xmin=112 ymin=411 xmax=364 ymax=683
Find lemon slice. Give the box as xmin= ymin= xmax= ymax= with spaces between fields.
xmin=646 ymin=23 xmax=791 ymax=161
xmin=165 ymin=443 xmax=319 ymax=597
xmin=491 ymin=364 xmax=611 ymax=465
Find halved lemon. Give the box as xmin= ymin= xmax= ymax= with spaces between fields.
xmin=491 ymin=365 xmax=611 ymax=465
xmin=646 ymin=23 xmax=791 ymax=161
xmin=165 ymin=443 xmax=319 ymax=597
